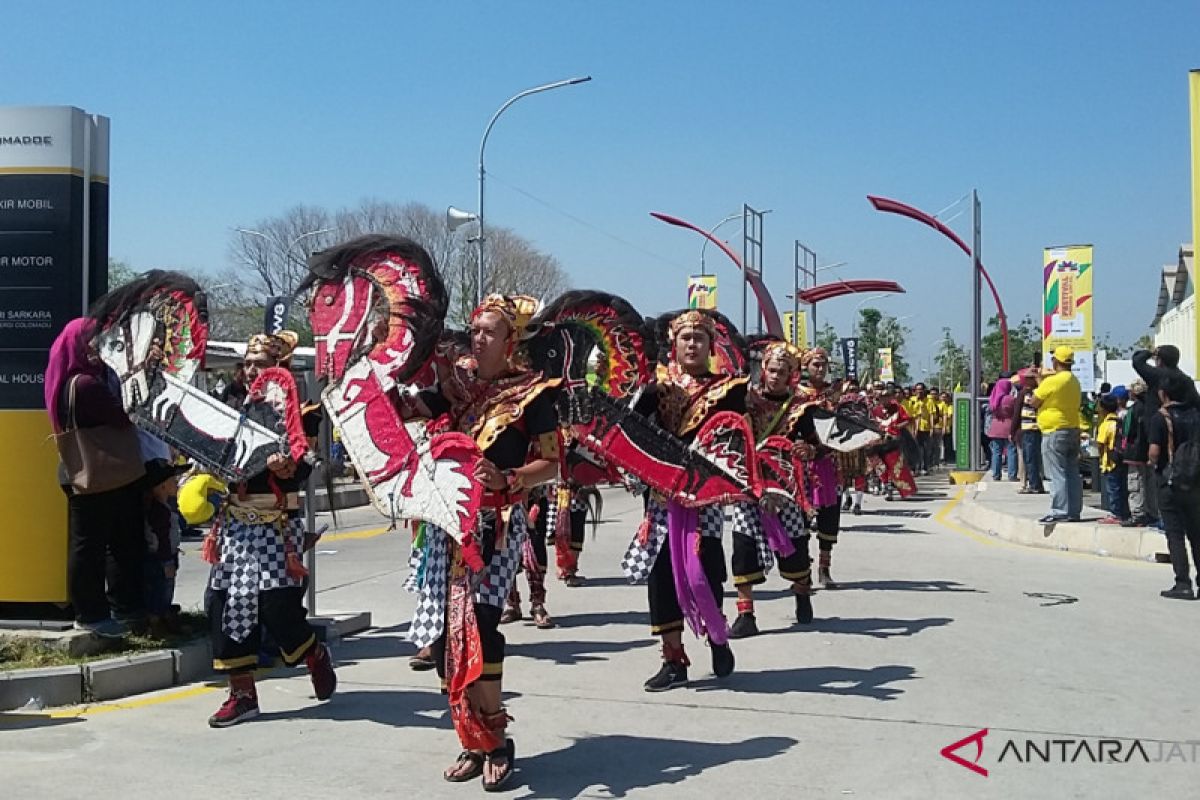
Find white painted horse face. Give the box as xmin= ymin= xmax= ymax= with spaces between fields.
xmin=96 ymin=310 xmax=156 ymax=410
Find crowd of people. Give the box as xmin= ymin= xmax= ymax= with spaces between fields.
xmin=43 ymin=242 xmax=1200 ymax=788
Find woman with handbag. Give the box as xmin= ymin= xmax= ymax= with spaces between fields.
xmin=45 ymin=318 xmax=147 ymax=639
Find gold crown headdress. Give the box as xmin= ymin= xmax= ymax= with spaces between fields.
xmin=668 ymin=309 xmax=717 ymax=342
xmin=246 ymin=330 xmax=299 ymax=365
xmin=762 ymin=340 xmax=802 ymax=372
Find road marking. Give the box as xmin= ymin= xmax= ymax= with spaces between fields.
xmin=322 ymin=526 xmax=393 ymax=543
xmin=933 ymin=489 xmax=1155 ymax=568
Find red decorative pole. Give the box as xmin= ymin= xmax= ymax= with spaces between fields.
xmin=650 ymin=211 xmax=784 ymax=338
xmin=866 ymin=195 xmax=1009 ymax=372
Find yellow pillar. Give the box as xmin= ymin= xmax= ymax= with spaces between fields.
xmin=0 ymin=412 xmax=68 ymax=601
xmin=1190 ymin=70 xmax=1200 ymax=374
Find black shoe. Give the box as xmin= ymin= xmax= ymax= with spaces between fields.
xmin=710 ymin=641 xmax=735 ymax=678
xmin=644 ymin=660 xmax=689 ymax=692
xmin=728 ymin=613 xmax=759 ymax=639
xmin=843 ymin=494 xmax=853 ymax=511
xmin=853 ymin=504 xmax=862 ymax=516
xmin=794 ymin=593 xmax=813 ymax=624
xmin=1161 ymin=584 xmax=1196 ymax=601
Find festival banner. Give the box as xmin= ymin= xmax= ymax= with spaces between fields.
xmin=687 ymin=274 xmax=717 ymax=309
xmin=782 ymin=310 xmax=808 ymax=347
xmin=841 ymin=337 xmax=860 ymax=382
xmin=878 ymin=347 xmax=894 ymax=382
xmin=1043 ymin=244 xmax=1095 ymax=390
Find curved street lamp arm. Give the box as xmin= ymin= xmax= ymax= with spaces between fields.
xmin=478 ymin=76 xmax=593 ymax=174
xmin=866 ymin=195 xmax=1009 ymax=371
xmin=650 ymin=210 xmax=784 ymax=338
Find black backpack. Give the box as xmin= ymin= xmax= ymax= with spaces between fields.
xmin=1161 ymin=408 xmax=1200 ymax=492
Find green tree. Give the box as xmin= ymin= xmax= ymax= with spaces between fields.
xmin=981 ymin=314 xmax=1041 ymax=376
xmin=933 ymin=327 xmax=970 ymax=390
xmin=812 ymin=322 xmax=843 ymax=378
xmin=856 ymin=308 xmax=911 ymax=383
xmin=108 ymin=257 xmax=136 ymax=289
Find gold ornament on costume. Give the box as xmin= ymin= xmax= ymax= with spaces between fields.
xmin=802 ymin=346 xmax=829 ymax=367
xmin=668 ymin=309 xmax=717 ymax=342
xmin=762 ymin=340 xmax=802 ymax=372
xmin=246 ymin=330 xmax=299 ymax=365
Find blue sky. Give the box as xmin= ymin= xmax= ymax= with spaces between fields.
xmin=4 ymin=1 xmax=1197 ymax=372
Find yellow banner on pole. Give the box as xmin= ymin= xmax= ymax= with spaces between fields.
xmin=687 ymin=274 xmax=717 ymax=309
xmin=1043 ymin=244 xmax=1095 ymax=390
xmin=782 ymin=311 xmax=808 ymax=347
xmin=878 ymin=347 xmax=894 ymax=382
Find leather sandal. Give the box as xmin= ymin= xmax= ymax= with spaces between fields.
xmin=443 ymin=750 xmax=484 ymax=782
xmin=483 ymin=738 xmax=515 ymax=792
xmin=530 ymin=603 xmax=555 ymax=629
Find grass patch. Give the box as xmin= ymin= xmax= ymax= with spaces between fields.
xmin=0 ymin=611 xmax=208 ymax=672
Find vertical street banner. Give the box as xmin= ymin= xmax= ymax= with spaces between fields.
xmin=878 ymin=347 xmax=894 ymax=382
xmin=264 ymin=296 xmax=291 ymax=335
xmin=0 ymin=106 xmax=109 ymax=602
xmin=687 ymin=274 xmax=717 ymax=309
xmin=953 ymin=393 xmax=972 ymax=470
xmin=1042 ymin=244 xmax=1095 ymax=391
xmin=782 ymin=310 xmax=808 ymax=347
xmin=841 ymin=337 xmax=859 ymax=382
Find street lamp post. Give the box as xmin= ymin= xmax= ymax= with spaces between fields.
xmin=236 ymin=227 xmax=334 ymax=293
xmin=476 ymin=76 xmax=591 ymax=304
xmin=701 ymin=209 xmax=773 ymax=277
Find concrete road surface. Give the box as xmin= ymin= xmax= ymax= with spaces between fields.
xmin=2 ymin=480 xmax=1196 ymax=799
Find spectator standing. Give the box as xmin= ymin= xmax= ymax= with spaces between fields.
xmin=1149 ymin=375 xmax=1200 ymax=600
xmin=1031 ymin=346 xmax=1083 ymax=523
xmin=143 ymin=459 xmax=185 ymax=635
xmin=1096 ymin=394 xmax=1129 ymax=524
xmin=1120 ymin=379 xmax=1158 ymax=526
xmin=1016 ymin=370 xmax=1045 ymax=494
xmin=987 ymin=378 xmax=1018 ymax=481
xmin=939 ymin=391 xmax=955 ymax=463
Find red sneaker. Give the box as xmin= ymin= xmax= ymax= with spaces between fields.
xmin=306 ymin=642 xmax=337 ymax=701
xmin=208 ymin=676 xmax=259 ymax=728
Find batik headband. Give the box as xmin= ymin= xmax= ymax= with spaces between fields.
xmin=668 ymin=309 xmax=717 ymax=342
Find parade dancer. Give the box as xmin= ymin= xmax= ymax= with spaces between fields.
xmin=203 ymin=331 xmax=336 ymax=728
xmin=405 ymin=294 xmax=560 ymax=790
xmin=729 ymin=340 xmax=817 ymax=637
xmin=798 ymin=347 xmax=843 ymax=588
xmin=621 ymin=310 xmax=747 ymax=691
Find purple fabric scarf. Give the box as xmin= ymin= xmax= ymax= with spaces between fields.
xmin=761 ymin=511 xmax=796 ymax=558
xmin=666 ymin=500 xmax=728 ymax=646
xmin=808 ymin=456 xmax=838 ymax=507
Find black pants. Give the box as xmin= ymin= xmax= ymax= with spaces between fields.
xmin=648 ymin=535 xmax=726 ymax=636
xmin=208 ymin=584 xmax=317 ymax=673
xmin=731 ymin=527 xmax=811 ymax=585
xmin=813 ymin=503 xmax=841 ymax=552
xmin=916 ymin=431 xmax=931 ymax=471
xmin=67 ymin=482 xmax=145 ymax=624
xmin=431 ymin=603 xmax=505 ymax=683
xmin=1159 ymin=478 xmax=1200 ymax=587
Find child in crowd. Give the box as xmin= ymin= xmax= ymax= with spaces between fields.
xmin=1096 ymin=394 xmax=1129 ymax=524
xmin=144 ymin=459 xmax=186 ymax=636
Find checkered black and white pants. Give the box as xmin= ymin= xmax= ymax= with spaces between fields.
xmin=406 ymin=507 xmax=528 ymax=650
xmin=208 ymin=513 xmax=306 ymax=643
xmin=621 ymin=497 xmax=724 ymax=584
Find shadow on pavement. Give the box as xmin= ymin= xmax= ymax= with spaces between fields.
xmin=693 ymin=664 xmax=916 ymax=701
xmin=514 ymin=734 xmax=797 ymax=798
xmin=556 ymin=575 xmax=639 ymax=589
xmin=332 ymin=634 xmax=417 ymax=667
xmin=264 ymin=688 xmax=450 ymax=729
xmin=833 ymin=579 xmax=984 ymax=593
xmin=0 ymin=713 xmax=85 ymax=730
xmin=508 ymin=637 xmax=649 ymax=666
xmin=551 ymin=610 xmax=646 ymax=628
xmin=799 ymin=615 xmax=953 ymax=639
xmin=843 ymin=523 xmax=932 ymax=534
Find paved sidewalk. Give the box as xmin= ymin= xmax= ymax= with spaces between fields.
xmin=2 ymin=481 xmax=1196 ymax=799
xmin=951 ymin=478 xmax=1168 ymax=562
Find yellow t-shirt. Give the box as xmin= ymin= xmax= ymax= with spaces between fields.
xmin=907 ymin=396 xmax=936 ymax=432
xmin=1033 ymin=370 xmax=1082 ymax=433
xmin=1096 ymin=414 xmax=1118 ymax=472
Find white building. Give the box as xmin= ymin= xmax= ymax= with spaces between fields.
xmin=1150 ymin=244 xmax=1195 ymax=376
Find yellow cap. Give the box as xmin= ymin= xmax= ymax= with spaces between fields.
xmin=1052 ymin=345 xmax=1075 ymax=364
xmin=178 ymin=473 xmax=228 ymax=525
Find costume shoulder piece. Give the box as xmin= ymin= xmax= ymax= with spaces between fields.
xmin=747 ymin=390 xmax=807 ymax=441
xmin=657 ymin=373 xmax=748 ymax=437
xmin=459 ymin=370 xmax=560 ymax=451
